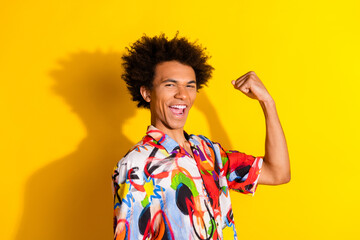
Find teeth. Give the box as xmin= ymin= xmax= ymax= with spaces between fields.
xmin=171 ymin=105 xmax=186 ymax=109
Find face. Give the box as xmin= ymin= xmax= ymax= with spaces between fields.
xmin=141 ymin=60 xmax=197 ymax=133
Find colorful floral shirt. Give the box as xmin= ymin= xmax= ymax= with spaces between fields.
xmin=112 ymin=125 xmax=263 ymax=240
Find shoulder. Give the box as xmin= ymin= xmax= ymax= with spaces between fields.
xmin=190 ymin=133 xmax=212 ymax=144
xmin=190 ymin=134 xmax=224 ymax=157
xmin=112 ymin=137 xmax=156 ymax=184
xmin=114 ymin=136 xmax=155 ymax=170
xmin=190 ymin=134 xmax=222 ymax=149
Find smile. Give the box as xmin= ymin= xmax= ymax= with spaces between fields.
xmin=169 ymin=105 xmax=187 ymax=116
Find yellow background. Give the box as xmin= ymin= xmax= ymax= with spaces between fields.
xmin=1 ymin=1 xmax=359 ymax=239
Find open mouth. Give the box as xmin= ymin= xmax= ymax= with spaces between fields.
xmin=169 ymin=104 xmax=186 ymax=116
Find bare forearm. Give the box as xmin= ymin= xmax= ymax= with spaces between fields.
xmin=259 ymin=98 xmax=291 ymax=184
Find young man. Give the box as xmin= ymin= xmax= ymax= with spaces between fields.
xmin=112 ymin=33 xmax=290 ymax=240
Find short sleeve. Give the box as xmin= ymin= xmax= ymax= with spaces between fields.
xmin=220 ymin=145 xmax=263 ymax=195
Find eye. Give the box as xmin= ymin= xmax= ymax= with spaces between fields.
xmin=165 ymin=83 xmax=175 ymax=87
xmin=187 ymin=84 xmax=196 ymax=88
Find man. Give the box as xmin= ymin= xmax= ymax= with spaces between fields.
xmin=112 ymin=33 xmax=290 ymax=240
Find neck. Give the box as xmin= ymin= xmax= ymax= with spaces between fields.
xmin=153 ymin=124 xmax=188 ymax=148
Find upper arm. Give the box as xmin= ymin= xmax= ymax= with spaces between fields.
xmin=196 ymin=135 xmax=264 ymax=195
xmin=225 ymin=150 xmax=263 ymax=195
xmin=258 ymin=157 xmax=291 ymax=185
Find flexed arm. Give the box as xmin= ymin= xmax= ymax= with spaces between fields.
xmin=232 ymin=71 xmax=291 ymax=185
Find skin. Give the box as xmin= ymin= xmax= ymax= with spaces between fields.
xmin=140 ymin=61 xmax=197 ymax=156
xmin=232 ymin=71 xmax=291 ymax=185
xmin=141 ymin=61 xmax=290 ymax=185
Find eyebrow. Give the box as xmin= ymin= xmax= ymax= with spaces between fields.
xmin=163 ymin=79 xmax=196 ymax=84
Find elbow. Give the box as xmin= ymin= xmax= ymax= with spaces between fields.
xmin=263 ymin=172 xmax=291 ymax=185
xmin=273 ymin=161 xmax=291 ymax=185
xmin=282 ymin=173 xmax=291 ymax=184
xmin=276 ymin=171 xmax=291 ymax=184
xmin=268 ymin=169 xmax=291 ymax=185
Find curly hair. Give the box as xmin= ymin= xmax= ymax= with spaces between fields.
xmin=121 ymin=32 xmax=214 ymax=108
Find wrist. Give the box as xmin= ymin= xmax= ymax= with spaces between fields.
xmin=259 ymin=97 xmax=277 ymax=118
xmin=260 ymin=96 xmax=275 ymax=107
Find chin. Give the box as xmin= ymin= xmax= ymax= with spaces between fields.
xmin=167 ymin=122 xmax=186 ymax=130
xmin=164 ymin=117 xmax=188 ymax=130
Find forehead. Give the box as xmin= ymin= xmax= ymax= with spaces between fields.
xmin=153 ymin=61 xmax=196 ymax=82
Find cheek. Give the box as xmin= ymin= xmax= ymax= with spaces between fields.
xmin=153 ymin=95 xmax=169 ymax=112
xmin=189 ymin=92 xmax=197 ymax=105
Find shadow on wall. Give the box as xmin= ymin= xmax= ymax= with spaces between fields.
xmin=15 ymin=51 xmax=137 ymax=240
xmin=15 ymin=51 xmax=230 ymax=240
xmin=194 ymin=90 xmax=232 ymax=149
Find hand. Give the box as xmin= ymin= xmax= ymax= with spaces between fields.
xmin=231 ymin=71 xmax=273 ymax=103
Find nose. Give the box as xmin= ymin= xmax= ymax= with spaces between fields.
xmin=174 ymin=85 xmax=188 ymax=100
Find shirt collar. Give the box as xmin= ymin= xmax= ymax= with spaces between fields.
xmin=146 ymin=125 xmax=200 ymax=153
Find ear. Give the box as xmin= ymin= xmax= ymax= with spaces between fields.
xmin=140 ymin=86 xmax=151 ymax=103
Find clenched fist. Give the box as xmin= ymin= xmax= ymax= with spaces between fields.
xmin=231 ymin=71 xmax=273 ymax=103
